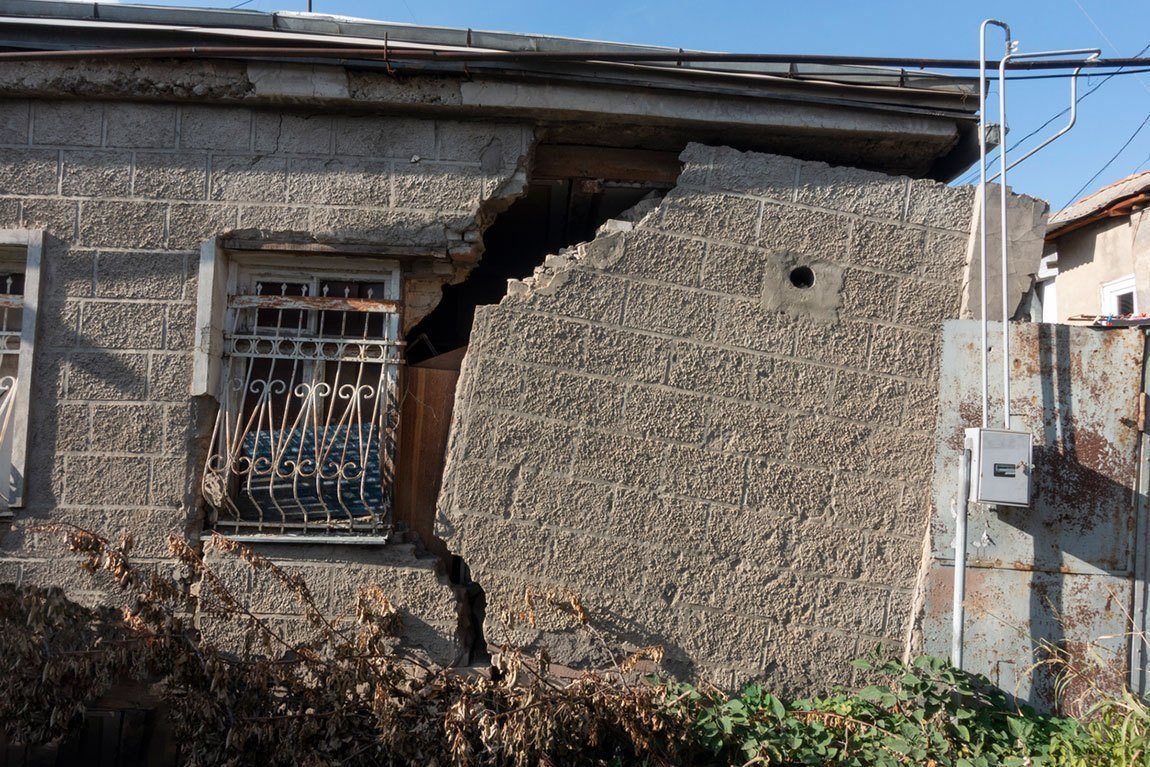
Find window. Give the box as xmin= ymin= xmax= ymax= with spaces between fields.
xmin=194 ymin=243 xmax=403 ymax=540
xmin=0 ymin=230 xmax=43 ymax=514
xmin=1101 ymin=274 xmax=1137 ymax=316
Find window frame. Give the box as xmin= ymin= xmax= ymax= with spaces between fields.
xmin=1100 ymin=274 xmax=1138 ymax=316
xmin=192 ymin=239 xmax=405 ymax=543
xmin=0 ymin=229 xmax=43 ymax=513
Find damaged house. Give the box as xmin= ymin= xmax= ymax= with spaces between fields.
xmin=0 ymin=0 xmax=1091 ymax=707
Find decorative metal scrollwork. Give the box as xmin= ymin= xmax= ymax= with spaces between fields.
xmin=202 ymin=283 xmax=402 ymax=536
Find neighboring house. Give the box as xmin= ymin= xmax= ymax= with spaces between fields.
xmin=1038 ymin=172 xmax=1150 ymax=321
xmin=0 ymin=0 xmax=1055 ymax=703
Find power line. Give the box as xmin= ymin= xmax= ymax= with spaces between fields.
xmin=954 ymin=37 xmax=1150 ymax=186
xmin=1071 ymin=0 xmax=1150 ymax=96
xmin=1058 ymin=109 xmax=1150 ymax=211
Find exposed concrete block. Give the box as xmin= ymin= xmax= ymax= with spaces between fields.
xmin=700 ymin=242 xmax=765 ymax=296
xmin=436 ymin=121 xmax=527 ymax=167
xmin=66 ymin=351 xmax=149 ymax=401
xmin=622 ymin=280 xmax=720 ymax=338
xmin=21 ymin=198 xmax=77 ymax=238
xmin=133 ymin=153 xmax=207 ymax=199
xmin=148 ymin=352 xmax=192 ymax=401
xmin=64 ymin=454 xmax=151 ymax=506
xmin=393 ymin=162 xmax=485 ymax=212
xmin=61 ymin=150 xmax=132 ymax=197
xmin=0 ymin=148 xmax=59 ymax=195
xmin=167 ymin=202 xmax=238 ymax=248
xmin=96 ymin=251 xmax=186 ymax=300
xmin=759 ymin=201 xmax=851 ymax=255
xmin=235 ymin=204 xmax=311 ymax=233
xmin=285 ymin=157 xmax=389 ymax=206
xmin=209 ymin=154 xmax=287 ymax=202
xmin=39 ymin=300 xmax=80 ymax=350
xmin=583 ymin=325 xmax=671 ymax=385
xmin=253 ymin=111 xmax=333 ymax=154
xmin=150 ymin=454 xmax=190 ymax=508
xmin=78 ymin=200 xmax=167 ymax=248
xmin=708 ymin=146 xmax=799 ymax=200
xmin=839 ymin=267 xmax=904 ymax=323
xmin=796 ymin=160 xmax=908 ymax=220
xmin=867 ymin=324 xmax=937 ymax=378
xmin=332 ymin=116 xmax=435 ymax=159
xmin=80 ymin=301 xmax=166 ymax=350
xmin=309 ymin=206 xmax=444 ymax=246
xmin=89 ymin=403 xmax=164 ymax=454
xmin=510 ymin=473 xmax=612 ymax=530
xmin=32 ymin=102 xmax=102 ymax=147
xmin=0 ymin=100 xmax=30 ymax=145
xmin=658 ymin=190 xmax=760 ymax=245
xmin=623 ymin=385 xmax=710 ymax=444
xmin=105 ymin=103 xmax=176 ymax=149
xmin=906 ymin=179 xmax=976 ymax=233
xmin=179 ymin=105 xmax=252 ymax=151
xmin=667 ymin=342 xmax=760 ymax=401
xmin=0 ymin=197 xmax=19 ymax=226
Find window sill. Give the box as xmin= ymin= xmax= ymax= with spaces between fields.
xmin=201 ymin=532 xmax=393 ymax=546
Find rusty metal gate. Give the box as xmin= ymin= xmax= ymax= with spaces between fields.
xmin=922 ymin=320 xmax=1147 ymax=711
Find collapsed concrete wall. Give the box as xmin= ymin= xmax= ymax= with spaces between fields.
xmin=436 ymin=143 xmax=1042 ymax=691
xmin=0 ymin=98 xmax=532 ymax=663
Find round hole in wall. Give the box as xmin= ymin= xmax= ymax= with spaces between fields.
xmin=789 ymin=266 xmax=815 ymax=289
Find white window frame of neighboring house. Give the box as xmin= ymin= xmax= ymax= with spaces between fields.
xmin=1036 ymin=253 xmax=1059 ymax=324
xmin=192 ymin=239 xmax=404 ymax=543
xmin=0 ymin=230 xmax=43 ymax=515
xmin=1101 ymin=274 xmax=1138 ymax=316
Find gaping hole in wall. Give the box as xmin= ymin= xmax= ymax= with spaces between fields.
xmin=398 ymin=143 xmax=681 ymax=664
xmin=406 ymin=169 xmax=677 ymax=362
xmin=789 ymin=266 xmax=816 ymax=289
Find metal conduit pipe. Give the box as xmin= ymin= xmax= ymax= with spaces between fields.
xmin=952 ymin=446 xmax=972 ymax=671
xmin=0 ymin=44 xmax=1142 ymax=70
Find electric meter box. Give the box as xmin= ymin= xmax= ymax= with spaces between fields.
xmin=964 ymin=427 xmax=1032 ymax=507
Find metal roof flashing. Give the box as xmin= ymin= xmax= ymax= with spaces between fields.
xmin=0 ymin=0 xmax=983 ymax=179
xmin=0 ymin=0 xmax=978 ymax=97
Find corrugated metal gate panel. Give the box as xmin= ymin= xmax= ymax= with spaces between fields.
xmin=922 ymin=320 xmax=1144 ymax=710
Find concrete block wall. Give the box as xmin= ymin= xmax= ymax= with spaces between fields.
xmin=0 ymin=97 xmax=530 ymax=662
xmin=436 ymin=143 xmax=978 ymax=692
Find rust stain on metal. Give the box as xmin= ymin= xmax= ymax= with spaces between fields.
xmin=924 ymin=322 xmax=1143 ymax=710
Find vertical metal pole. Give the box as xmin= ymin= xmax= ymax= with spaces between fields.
xmin=952 ymin=446 xmax=972 ymax=670
xmin=979 ymin=19 xmax=1010 ymax=429
xmin=999 ymin=55 xmax=1012 ymax=429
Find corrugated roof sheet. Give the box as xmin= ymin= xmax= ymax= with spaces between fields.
xmin=1049 ymin=171 xmax=1150 ymax=231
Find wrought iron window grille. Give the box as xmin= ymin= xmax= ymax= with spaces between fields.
xmin=202 ymin=275 xmax=403 ymax=538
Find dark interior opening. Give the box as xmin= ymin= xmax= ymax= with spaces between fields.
xmin=789 ymin=265 xmax=815 ymax=290
xmin=404 ymin=145 xmax=680 ymax=364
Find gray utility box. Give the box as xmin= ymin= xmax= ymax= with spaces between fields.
xmin=964 ymin=427 xmax=1033 ymax=507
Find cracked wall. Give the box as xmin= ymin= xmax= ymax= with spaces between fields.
xmin=0 ymin=97 xmax=533 ymax=664
xmin=436 ymin=143 xmax=1002 ymax=691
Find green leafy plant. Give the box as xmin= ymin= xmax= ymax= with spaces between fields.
xmin=661 ymin=651 xmax=1097 ymax=767
xmin=1 ymin=526 xmax=1147 ymax=766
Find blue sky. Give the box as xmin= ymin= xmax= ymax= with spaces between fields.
xmin=135 ymin=0 xmax=1150 ymax=211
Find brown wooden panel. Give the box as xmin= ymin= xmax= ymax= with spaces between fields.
xmin=531 ymin=144 xmax=681 ymax=184
xmin=395 ymin=357 xmax=461 ymax=558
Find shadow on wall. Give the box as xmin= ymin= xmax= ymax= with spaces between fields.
xmin=926 ymin=320 xmax=1141 ymax=713
xmin=1 ymin=233 xmax=201 ymax=563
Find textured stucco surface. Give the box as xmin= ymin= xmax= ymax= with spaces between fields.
xmin=0 ymin=97 xmax=531 ymax=663
xmin=436 ymin=143 xmax=985 ymax=691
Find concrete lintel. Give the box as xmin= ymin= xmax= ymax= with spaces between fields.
xmin=0 ymin=58 xmax=967 ymax=175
